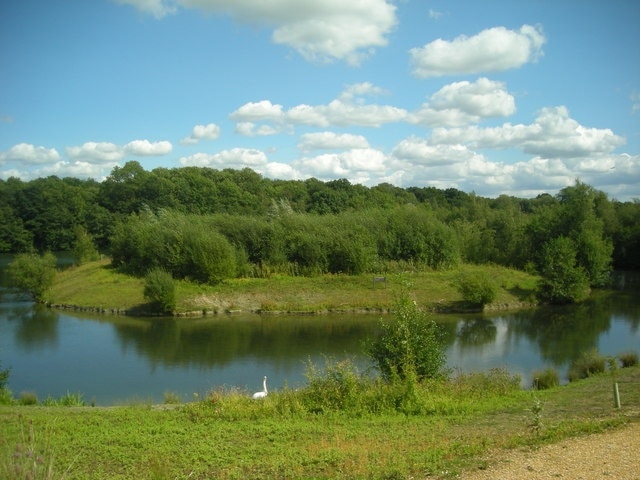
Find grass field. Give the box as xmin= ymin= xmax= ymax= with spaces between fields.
xmin=46 ymin=259 xmax=538 ymax=315
xmin=1 ymin=366 xmax=638 ymax=479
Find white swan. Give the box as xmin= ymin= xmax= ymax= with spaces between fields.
xmin=252 ymin=376 xmax=268 ymax=399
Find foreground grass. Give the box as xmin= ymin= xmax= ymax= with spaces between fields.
xmin=1 ymin=366 xmax=638 ymax=480
xmin=46 ymin=259 xmax=538 ymax=315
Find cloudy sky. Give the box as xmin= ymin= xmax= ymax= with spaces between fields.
xmin=1 ymin=0 xmax=639 ymax=200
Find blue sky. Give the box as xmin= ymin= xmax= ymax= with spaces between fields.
xmin=1 ymin=0 xmax=639 ymax=200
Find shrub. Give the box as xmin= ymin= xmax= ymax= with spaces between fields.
xmin=72 ymin=225 xmax=100 ymax=265
xmin=163 ymin=391 xmax=181 ymax=404
xmin=454 ymin=270 xmax=497 ymax=307
xmin=536 ymin=236 xmax=590 ymax=304
xmin=58 ymin=392 xmax=85 ymax=406
xmin=19 ymin=391 xmax=38 ymax=405
xmin=366 ymin=286 xmax=447 ymax=382
xmin=0 ymin=388 xmax=13 ymax=405
xmin=532 ymin=368 xmax=560 ymax=390
xmin=568 ymin=349 xmax=606 ymax=382
xmin=618 ymin=351 xmax=639 ymax=368
xmin=302 ymin=357 xmax=368 ymax=413
xmin=0 ymin=361 xmax=9 ymax=390
xmin=7 ymin=252 xmax=57 ymax=302
xmin=144 ymin=267 xmax=176 ymax=313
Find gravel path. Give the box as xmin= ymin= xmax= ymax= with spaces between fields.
xmin=462 ymin=422 xmax=640 ymax=480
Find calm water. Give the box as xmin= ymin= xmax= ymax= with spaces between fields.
xmin=1 ymin=271 xmax=638 ymax=405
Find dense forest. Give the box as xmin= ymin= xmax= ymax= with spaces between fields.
xmin=2 ymin=160 xmax=639 ymax=292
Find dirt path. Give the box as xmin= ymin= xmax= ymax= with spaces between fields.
xmin=462 ymin=421 xmax=640 ymax=480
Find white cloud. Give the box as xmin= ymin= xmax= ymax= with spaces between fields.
xmin=36 ymin=161 xmax=117 ymax=180
xmin=428 ymin=9 xmax=443 ymax=20
xmin=230 ymin=100 xmax=284 ymax=122
xmin=293 ymin=148 xmax=387 ymax=180
xmin=181 ymin=123 xmax=221 ymax=145
xmin=118 ymin=0 xmax=397 ymax=65
xmin=338 ymin=82 xmax=387 ymax=103
xmin=0 ymin=143 xmax=61 ymax=165
xmin=410 ymin=78 xmax=516 ymax=127
xmin=298 ymin=132 xmax=370 ymax=151
xmin=432 ymin=106 xmax=625 ymax=158
xmin=234 ymin=122 xmax=285 ymax=137
xmin=232 ymin=83 xmax=408 ymax=132
xmin=179 ymin=148 xmax=268 ymax=168
xmin=115 ymin=0 xmax=177 ymax=19
xmin=392 ymin=137 xmax=480 ymax=167
xmin=66 ymin=142 xmax=124 ymax=163
xmin=410 ymin=24 xmax=546 ymax=78
xmin=124 ymin=139 xmax=173 ymax=156
xmin=261 ymin=162 xmax=302 ymax=181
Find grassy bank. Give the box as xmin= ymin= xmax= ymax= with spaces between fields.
xmin=1 ymin=365 xmax=638 ymax=479
xmin=46 ymin=259 xmax=538 ymax=315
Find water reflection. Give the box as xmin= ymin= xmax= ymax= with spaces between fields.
xmin=110 ymin=315 xmax=373 ymax=369
xmin=1 ymin=286 xmax=639 ymax=405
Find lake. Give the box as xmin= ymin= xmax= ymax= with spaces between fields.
xmin=1 ymin=271 xmax=638 ymax=405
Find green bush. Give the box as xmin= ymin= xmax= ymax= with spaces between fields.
xmin=532 ymin=368 xmax=560 ymax=390
xmin=366 ymin=287 xmax=447 ymax=382
xmin=7 ymin=252 xmax=57 ymax=302
xmin=568 ymin=349 xmax=606 ymax=382
xmin=302 ymin=357 xmax=369 ymax=413
xmin=144 ymin=268 xmax=176 ymax=313
xmin=72 ymin=225 xmax=100 ymax=265
xmin=618 ymin=351 xmax=638 ymax=368
xmin=536 ymin=236 xmax=590 ymax=304
xmin=19 ymin=391 xmax=38 ymax=406
xmin=454 ymin=270 xmax=497 ymax=307
xmin=0 ymin=361 xmax=8 ymax=390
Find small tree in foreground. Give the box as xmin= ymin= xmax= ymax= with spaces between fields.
xmin=144 ymin=268 xmax=176 ymax=314
xmin=366 ymin=285 xmax=447 ymax=382
xmin=7 ymin=252 xmax=57 ymax=302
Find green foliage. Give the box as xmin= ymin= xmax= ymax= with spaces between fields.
xmin=303 ymin=357 xmax=370 ymax=413
xmin=110 ymin=210 xmax=237 ymax=284
xmin=568 ymin=349 xmax=606 ymax=382
xmin=3 ymin=170 xmax=628 ymax=300
xmin=454 ymin=270 xmax=497 ymax=307
xmin=536 ymin=236 xmax=590 ymax=304
xmin=378 ymin=206 xmax=460 ymax=269
xmin=143 ymin=268 xmax=176 ymax=313
xmin=0 ymin=361 xmax=9 ymax=390
xmin=2 ymin=366 xmax=637 ymax=480
xmin=532 ymin=368 xmax=560 ymax=390
xmin=0 ymin=418 xmax=59 ymax=480
xmin=0 ymin=361 xmax=11 ymax=405
xmin=72 ymin=225 xmax=100 ymax=265
xmin=618 ymin=351 xmax=638 ymax=367
xmin=19 ymin=391 xmax=38 ymax=406
xmin=528 ymin=397 xmax=544 ymax=436
xmin=7 ymin=252 xmax=57 ymax=302
xmin=366 ymin=286 xmax=447 ymax=382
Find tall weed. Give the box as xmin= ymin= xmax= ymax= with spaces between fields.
xmin=568 ymin=349 xmax=606 ymax=382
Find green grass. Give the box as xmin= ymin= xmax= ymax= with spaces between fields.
xmin=1 ymin=366 xmax=638 ymax=480
xmin=47 ymin=259 xmax=538 ymax=315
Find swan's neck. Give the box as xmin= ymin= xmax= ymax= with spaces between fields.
xmin=263 ymin=378 xmax=267 ymax=393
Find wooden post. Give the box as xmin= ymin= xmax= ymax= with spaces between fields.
xmin=613 ymin=382 xmax=621 ymax=409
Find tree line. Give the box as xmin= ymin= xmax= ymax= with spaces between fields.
xmin=2 ymin=161 xmax=639 ymax=302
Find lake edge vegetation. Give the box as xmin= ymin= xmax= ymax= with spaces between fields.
xmin=1 ymin=357 xmax=638 ymax=479
xmin=2 ymin=164 xmax=638 ymax=309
